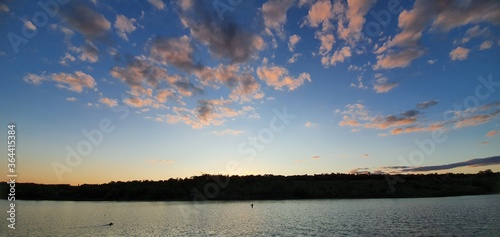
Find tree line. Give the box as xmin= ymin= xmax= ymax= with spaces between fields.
xmin=1 ymin=170 xmax=499 ymax=201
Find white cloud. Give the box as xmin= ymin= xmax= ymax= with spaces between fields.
xmin=148 ymin=0 xmax=165 ymax=10
xmin=479 ymin=41 xmax=492 ymax=50
xmin=288 ymin=34 xmax=301 ymax=52
xmin=257 ymin=65 xmax=311 ymax=91
xmin=24 ymin=20 xmax=36 ymax=31
xmin=449 ymin=46 xmax=470 ymax=61
xmin=114 ymin=15 xmax=137 ymax=41
xmin=99 ymin=97 xmax=118 ymax=107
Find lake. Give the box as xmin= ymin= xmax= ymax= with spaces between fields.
xmin=1 ymin=194 xmax=499 ymax=236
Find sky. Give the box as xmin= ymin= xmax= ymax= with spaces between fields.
xmin=0 ymin=0 xmax=500 ymax=185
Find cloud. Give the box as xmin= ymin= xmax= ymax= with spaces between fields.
xmin=486 ymin=130 xmax=499 ymax=137
xmin=375 ymin=0 xmax=500 ymax=69
xmin=353 ymin=156 xmax=500 ymax=174
xmin=146 ymin=159 xmax=174 ymax=165
xmin=110 ymin=57 xmax=169 ymax=96
xmin=432 ymin=1 xmax=500 ymax=32
xmin=195 ymin=64 xmax=263 ymax=102
xmin=261 ymin=0 xmax=294 ymax=34
xmin=417 ymin=100 xmax=439 ymax=109
xmin=99 ymin=97 xmax=118 ymax=107
xmin=150 ymin=35 xmax=201 ymax=71
xmin=460 ymin=25 xmax=490 ymax=43
xmin=59 ymin=3 xmax=111 ymax=40
xmin=390 ymin=123 xmax=444 ymax=135
xmin=60 ymin=53 xmax=76 ymax=65
xmin=287 ymin=53 xmax=301 ymax=64
xmin=322 ymin=46 xmax=352 ymax=66
xmin=337 ymin=0 xmax=376 ymax=44
xmin=338 ymin=104 xmax=425 ymax=132
xmin=304 ymin=0 xmax=333 ymax=28
xmin=479 ymin=41 xmax=493 ymax=50
xmin=123 ymin=97 xmax=156 ymax=108
xmin=155 ymin=89 xmax=174 ymax=103
xmin=165 ymin=100 xmax=257 ymax=128
xmin=288 ymin=34 xmax=301 ymax=52
xmin=362 ymin=154 xmax=369 ymax=158
xmin=0 ymin=3 xmax=8 ymax=12
xmin=114 ymin=14 xmax=137 ymax=41
xmin=178 ymin=1 xmax=264 ymax=63
xmin=66 ymin=97 xmax=77 ymax=102
xmin=148 ymin=0 xmax=165 ymax=10
xmin=24 ymin=20 xmax=36 ymax=31
xmin=374 ymin=48 xmax=424 ymax=69
xmin=312 ymin=155 xmax=320 ymax=159
xmin=23 ymin=73 xmax=47 ymax=85
xmin=23 ymin=71 xmax=95 ymax=93
xmin=449 ymin=46 xmax=470 ymax=61
xmin=373 ymin=75 xmax=398 ymax=93
xmin=317 ymin=33 xmax=335 ymax=55
xmin=51 ymin=71 xmax=96 ymax=93
xmin=212 ymin=129 xmax=244 ymax=136
xmin=305 ymin=122 xmax=319 ymax=128
xmin=257 ymin=65 xmax=311 ymax=91
xmin=427 ymin=59 xmax=437 ymax=65
xmin=71 ymin=41 xmax=99 ymax=63
xmin=454 ymin=110 xmax=500 ymax=128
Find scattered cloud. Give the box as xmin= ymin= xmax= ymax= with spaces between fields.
xmin=288 ymin=34 xmax=301 ymax=52
xmin=337 ymin=0 xmax=376 ymax=44
xmin=262 ymin=0 xmax=295 ymax=34
xmin=305 ymin=122 xmax=319 ymax=128
xmin=25 ymin=71 xmax=96 ymax=93
xmin=322 ymin=46 xmax=352 ymax=66
xmin=303 ymin=0 xmax=333 ymax=28
xmin=449 ymin=46 xmax=470 ymax=61
xmin=311 ymin=155 xmax=320 ymax=159
xmin=351 ymin=156 xmax=500 ymax=174
xmin=375 ymin=0 xmax=500 ymax=69
xmin=287 ymin=53 xmax=301 ymax=64
xmin=24 ymin=20 xmax=36 ymax=31
xmin=362 ymin=154 xmax=369 ymax=158
xmin=479 ymin=41 xmax=493 ymax=50
xmin=257 ymin=65 xmax=311 ymax=91
xmin=66 ymin=97 xmax=77 ymax=102
xmin=114 ymin=14 xmax=137 ymax=41
xmin=148 ymin=0 xmax=165 ymax=10
xmin=373 ymin=75 xmax=398 ymax=93
xmin=0 ymin=3 xmax=9 ymax=12
xmin=417 ymin=100 xmax=439 ymax=109
xmin=427 ymin=59 xmax=437 ymax=65
xmin=150 ymin=35 xmax=200 ymax=72
xmin=486 ymin=130 xmax=499 ymax=137
xmin=165 ymin=100 xmax=257 ymax=128
xmin=99 ymin=97 xmax=118 ymax=107
xmin=59 ymin=3 xmax=111 ymax=40
xmin=23 ymin=73 xmax=47 ymax=85
xmin=178 ymin=1 xmax=264 ymax=63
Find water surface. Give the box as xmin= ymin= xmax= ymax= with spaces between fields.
xmin=1 ymin=194 xmax=499 ymax=236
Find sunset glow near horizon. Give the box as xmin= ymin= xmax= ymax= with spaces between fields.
xmin=1 ymin=0 xmax=500 ymax=185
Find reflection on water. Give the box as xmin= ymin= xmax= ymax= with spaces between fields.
xmin=1 ymin=194 xmax=499 ymax=236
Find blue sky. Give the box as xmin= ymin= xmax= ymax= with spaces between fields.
xmin=0 ymin=0 xmax=499 ymax=185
